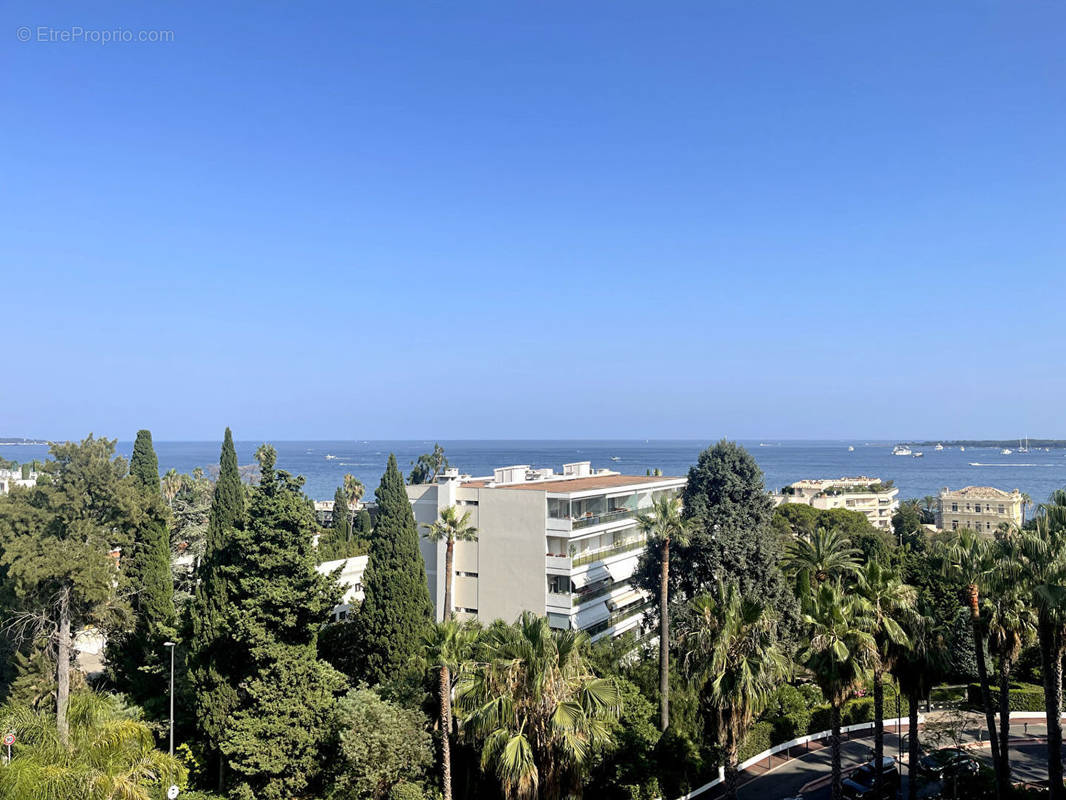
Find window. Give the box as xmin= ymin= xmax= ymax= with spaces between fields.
xmin=458 ymin=607 xmax=478 ymax=614
xmin=998 ymin=505 xmax=1005 ymax=514
xmin=951 ymin=503 xmax=958 ymax=512
xmin=456 ymin=571 xmax=478 ymax=578
xmin=952 ymin=520 xmax=959 ymax=530
xmin=548 ymin=575 xmax=571 ymax=594
xmin=986 ymin=521 xmax=991 ymax=531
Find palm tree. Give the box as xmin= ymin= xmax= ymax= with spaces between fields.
xmin=941 ymin=529 xmax=1003 ymax=794
xmin=889 ymin=606 xmax=947 ymax=800
xmin=856 ymin=559 xmax=914 ymax=793
xmin=678 ymin=582 xmax=788 ymax=799
xmin=422 ymin=505 xmax=478 ymax=621
xmin=343 ymin=473 xmax=365 ymax=507
xmin=1010 ymin=491 xmax=1066 ymax=800
xmin=798 ymin=581 xmax=877 ymax=800
xmin=984 ymin=558 xmax=1036 ymax=797
xmin=424 ymin=620 xmax=478 ymax=800
xmin=453 ymin=612 xmax=620 ymax=800
xmin=920 ymin=496 xmax=938 ymax=525
xmin=0 ymin=690 xmax=185 ymax=800
xmin=1020 ymin=492 xmax=1033 ymax=526
xmin=636 ymin=493 xmax=689 ymax=732
xmin=782 ymin=527 xmax=861 ymax=594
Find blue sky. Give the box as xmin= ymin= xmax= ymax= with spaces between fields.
xmin=2 ymin=1 xmax=1064 ymax=441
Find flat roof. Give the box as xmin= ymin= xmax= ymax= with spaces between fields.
xmin=461 ymin=474 xmax=682 ymax=493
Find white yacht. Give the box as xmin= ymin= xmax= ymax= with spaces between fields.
xmin=912 ymin=451 xmax=924 ymax=458
xmin=1000 ymin=448 xmax=1012 ymax=455
xmin=848 ymin=445 xmax=855 ymax=452
xmin=960 ymin=446 xmax=965 ymax=452
xmin=892 ymin=445 xmax=912 ymax=456
xmin=934 ymin=443 xmax=944 ymax=451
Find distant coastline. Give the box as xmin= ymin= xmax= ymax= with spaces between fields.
xmin=0 ymin=437 xmax=51 ymax=445
xmin=902 ymin=439 xmax=1066 ymax=448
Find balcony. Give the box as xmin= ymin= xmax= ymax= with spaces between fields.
xmin=572 ymin=537 xmax=647 ymax=567
xmin=572 ymin=581 xmax=614 ymax=607
xmin=545 ymin=553 xmax=572 ymax=571
xmin=546 ymin=591 xmax=572 ymax=611
xmin=572 ymin=507 xmax=640 ymax=530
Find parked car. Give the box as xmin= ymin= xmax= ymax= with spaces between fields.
xmin=916 ymin=747 xmax=980 ymax=780
xmin=842 ymin=756 xmax=901 ymax=799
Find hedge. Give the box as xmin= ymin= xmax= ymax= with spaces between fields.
xmin=966 ymin=682 xmax=1050 ymax=712
xmin=738 ymin=721 xmax=774 ymax=762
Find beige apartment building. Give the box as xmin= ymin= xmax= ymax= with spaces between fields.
xmin=407 ymin=461 xmax=685 ymax=641
xmin=935 ymin=486 xmax=1023 ymax=533
xmin=773 ymin=476 xmax=899 ymax=530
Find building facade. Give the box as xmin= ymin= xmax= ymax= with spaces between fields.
xmin=935 ymin=486 xmax=1023 ymax=533
xmin=407 ymin=461 xmax=685 ymax=641
xmin=773 ymin=476 xmax=899 ymax=531
xmin=0 ymin=467 xmax=38 ymax=494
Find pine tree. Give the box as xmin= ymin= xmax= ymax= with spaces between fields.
xmin=188 ymin=428 xmax=245 ymax=790
xmin=108 ymin=430 xmax=176 ymax=716
xmin=347 ymin=454 xmax=432 ymax=684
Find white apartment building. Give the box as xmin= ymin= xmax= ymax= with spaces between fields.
xmin=773 ymin=476 xmax=899 ymax=531
xmin=407 ymin=462 xmax=685 ymax=641
xmin=0 ymin=467 xmax=38 ymax=494
xmin=315 ymin=554 xmax=369 ymax=620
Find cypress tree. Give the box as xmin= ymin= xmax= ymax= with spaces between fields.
xmin=189 ymin=428 xmax=245 ymax=790
xmin=355 ymin=508 xmax=373 ymax=536
xmin=347 ymin=454 xmax=432 ymax=684
xmin=108 ymin=430 xmax=176 ymax=717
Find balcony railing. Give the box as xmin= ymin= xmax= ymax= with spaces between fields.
xmin=573 ymin=581 xmax=615 ymax=607
xmin=572 ymin=538 xmax=647 ymax=567
xmin=584 ymin=599 xmax=654 ymax=637
xmin=571 ymin=507 xmax=640 ymax=530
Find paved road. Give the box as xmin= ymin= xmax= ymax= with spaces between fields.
xmin=734 ymin=718 xmax=1061 ymax=800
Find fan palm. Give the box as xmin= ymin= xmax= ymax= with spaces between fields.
xmin=424 ymin=620 xmax=479 ymax=800
xmin=453 ymin=612 xmax=620 ymax=800
xmin=782 ymin=527 xmax=861 ymax=595
xmin=984 ymin=557 xmax=1036 ymax=796
xmin=343 ymin=473 xmax=365 ymax=507
xmin=636 ymin=493 xmax=689 ymax=732
xmin=888 ymin=606 xmax=947 ymax=800
xmin=941 ymin=528 xmax=1003 ymax=794
xmin=422 ymin=505 xmax=478 ymax=621
xmin=678 ymin=582 xmax=788 ymax=799
xmin=1009 ymin=490 xmax=1066 ymax=800
xmin=0 ymin=690 xmax=185 ymax=800
xmin=856 ymin=559 xmax=914 ymax=793
xmin=797 ymin=581 xmax=877 ymax=800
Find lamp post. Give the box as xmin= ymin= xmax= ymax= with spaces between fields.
xmin=164 ymin=642 xmax=176 ymax=757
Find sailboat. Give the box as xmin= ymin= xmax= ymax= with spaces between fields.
xmin=1017 ymin=436 xmax=1030 ymax=454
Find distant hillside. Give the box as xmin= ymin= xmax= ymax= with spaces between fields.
xmin=0 ymin=437 xmax=51 ymax=445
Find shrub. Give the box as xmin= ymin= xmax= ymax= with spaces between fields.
xmin=388 ymin=782 xmax=427 ymax=800
xmin=737 ymin=721 xmax=774 ymax=762
xmin=966 ymin=682 xmax=1049 ymax=712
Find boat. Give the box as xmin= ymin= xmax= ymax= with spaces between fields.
xmin=1017 ymin=436 xmax=1030 ymax=454
xmin=325 ymin=454 xmax=338 ymax=460
xmin=1000 ymin=449 xmax=1012 ymax=455
xmin=912 ymin=451 xmax=924 ymax=458
xmin=610 ymin=456 xmax=621 ymax=461
xmin=934 ymin=443 xmax=944 ymax=451
xmin=960 ymin=446 xmax=965 ymax=452
xmin=848 ymin=446 xmax=855 ymax=452
xmin=892 ymin=446 xmax=912 ymax=456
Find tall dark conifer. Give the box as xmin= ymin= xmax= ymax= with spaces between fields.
xmin=347 ymin=454 xmax=432 ymax=684
xmin=108 ymin=429 xmax=176 ymax=716
xmin=189 ymin=428 xmax=245 ymax=790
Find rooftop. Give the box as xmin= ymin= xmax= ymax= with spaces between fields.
xmin=460 ymin=474 xmax=680 ymax=493
xmin=939 ymin=486 xmax=1021 ymax=499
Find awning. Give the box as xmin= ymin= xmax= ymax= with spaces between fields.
xmin=571 ymin=565 xmax=608 ymax=589
xmin=608 ymin=589 xmax=644 ymax=610
xmin=575 ymin=600 xmax=610 ymax=627
xmin=606 ymin=558 xmax=637 ymax=583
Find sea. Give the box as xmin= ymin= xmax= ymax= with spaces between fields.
xmin=4 ymin=440 xmax=1066 ymax=504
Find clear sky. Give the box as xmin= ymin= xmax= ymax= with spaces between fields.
xmin=3 ymin=1 xmax=1064 ymax=441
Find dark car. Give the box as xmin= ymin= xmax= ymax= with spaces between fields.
xmin=916 ymin=747 xmax=980 ymax=779
xmin=842 ymin=756 xmax=901 ymax=799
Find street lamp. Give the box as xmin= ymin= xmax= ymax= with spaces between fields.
xmin=163 ymin=642 xmax=176 ymax=757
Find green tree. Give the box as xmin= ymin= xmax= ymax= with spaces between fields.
xmin=422 ymin=506 xmax=478 ymax=621
xmin=408 ymin=445 xmax=448 ymax=485
xmin=798 ymin=582 xmax=877 ymax=800
xmin=855 ymin=560 xmax=913 ymax=793
xmin=636 ymin=493 xmax=689 ymax=732
xmin=941 ymin=529 xmax=1003 ymax=794
xmin=355 ymin=509 xmax=373 ymax=536
xmin=343 ymin=473 xmax=365 ymax=506
xmin=455 ymin=613 xmax=620 ymax=800
xmin=889 ymin=606 xmax=947 ymax=800
xmin=108 ymin=429 xmax=177 ymax=718
xmin=188 ymin=428 xmax=245 ymax=790
xmin=1009 ymin=492 xmax=1066 ymax=800
xmin=348 ymin=454 xmax=433 ymax=684
xmin=782 ymin=527 xmax=861 ymax=594
xmin=0 ymin=689 xmax=185 ymax=800
xmin=678 ymin=582 xmax=788 ymax=799
xmin=215 ymin=444 xmax=346 ymax=800
xmin=423 ymin=620 xmax=477 ymax=800
xmin=892 ymin=499 xmax=925 ymax=546
xmin=0 ymin=436 xmax=139 ymax=746
xmin=327 ymin=686 xmax=433 ymax=800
